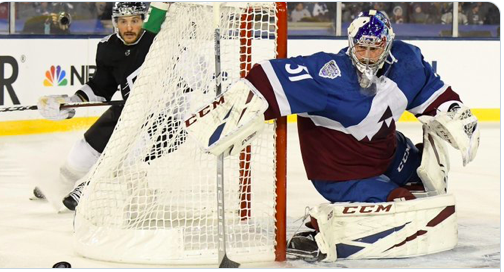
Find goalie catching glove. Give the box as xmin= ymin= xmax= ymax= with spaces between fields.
xmin=37 ymin=94 xmax=83 ymax=121
xmin=418 ymin=102 xmax=480 ymax=166
xmin=184 ymin=79 xmax=268 ymax=157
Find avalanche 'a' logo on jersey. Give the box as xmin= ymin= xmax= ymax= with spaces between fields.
xmin=301 ymin=77 xmax=408 ymax=141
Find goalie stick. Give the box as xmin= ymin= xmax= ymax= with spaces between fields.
xmin=0 ymin=100 xmax=125 ymax=113
xmin=213 ymin=3 xmax=240 ymax=268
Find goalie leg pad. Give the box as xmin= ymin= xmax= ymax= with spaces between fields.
xmin=309 ymin=194 xmax=457 ymax=262
xmin=416 ymin=127 xmax=450 ymax=196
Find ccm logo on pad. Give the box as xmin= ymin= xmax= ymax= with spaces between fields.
xmin=342 ymin=204 xmax=392 ymax=214
xmin=185 ymin=96 xmax=226 ymax=127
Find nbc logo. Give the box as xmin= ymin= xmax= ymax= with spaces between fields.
xmin=43 ymin=65 xmax=68 ymax=87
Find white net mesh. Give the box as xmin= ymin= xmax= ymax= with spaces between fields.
xmin=74 ymin=2 xmax=281 ymax=265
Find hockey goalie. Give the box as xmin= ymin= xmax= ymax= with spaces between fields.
xmin=185 ymin=10 xmax=480 ymax=262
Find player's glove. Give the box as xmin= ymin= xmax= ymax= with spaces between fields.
xmin=37 ymin=94 xmax=82 ymax=121
xmin=418 ymin=104 xmax=480 ymax=166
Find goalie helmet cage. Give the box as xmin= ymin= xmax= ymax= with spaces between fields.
xmin=74 ymin=2 xmax=287 ymax=265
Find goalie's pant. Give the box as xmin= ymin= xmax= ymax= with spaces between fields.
xmin=311 ymin=131 xmax=422 ymax=203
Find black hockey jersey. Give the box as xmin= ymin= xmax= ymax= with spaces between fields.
xmin=81 ymin=30 xmax=157 ymax=153
xmin=83 ymin=30 xmax=156 ymax=101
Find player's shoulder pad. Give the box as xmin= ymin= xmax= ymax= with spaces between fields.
xmin=324 ymin=48 xmax=354 ymax=69
xmin=308 ymin=51 xmax=353 ymax=81
xmin=99 ymin=33 xmax=114 ymax=44
xmin=392 ymin=41 xmax=423 ymax=68
xmin=142 ymin=29 xmax=157 ymax=41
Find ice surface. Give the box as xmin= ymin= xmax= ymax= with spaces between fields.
xmin=0 ymin=123 xmax=499 ymax=268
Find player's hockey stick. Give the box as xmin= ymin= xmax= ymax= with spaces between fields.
xmin=0 ymin=100 xmax=125 ymax=113
xmin=213 ymin=3 xmax=240 ymax=269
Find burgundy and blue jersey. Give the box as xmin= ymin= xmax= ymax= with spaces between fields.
xmin=246 ymin=40 xmax=461 ymax=181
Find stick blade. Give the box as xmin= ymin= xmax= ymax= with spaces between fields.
xmin=219 ymin=254 xmax=240 ymax=268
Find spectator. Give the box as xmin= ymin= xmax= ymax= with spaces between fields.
xmin=441 ymin=3 xmax=468 ymax=25
xmin=0 ymin=3 xmax=8 ymax=20
xmin=342 ymin=2 xmax=368 ymax=22
xmin=371 ymin=2 xmax=389 ymax=18
xmin=33 ymin=2 xmax=51 ymax=15
xmin=391 ymin=5 xmax=405 ymax=24
xmin=466 ymin=3 xmax=484 ymax=25
xmin=31 ymin=2 xmax=74 ymax=17
xmin=437 ymin=2 xmax=453 ymax=15
xmin=312 ymin=2 xmax=330 ymax=21
xmin=16 ymin=2 xmax=39 ymax=20
xmin=423 ymin=3 xmax=443 ymax=24
xmin=72 ymin=2 xmax=97 ymax=20
xmin=95 ymin=2 xmax=113 ymax=20
xmin=96 ymin=2 xmax=114 ymax=32
xmin=409 ymin=4 xmax=428 ymax=24
xmin=291 ymin=3 xmax=311 ymax=22
xmin=304 ymin=2 xmax=315 ymax=17
xmin=390 ymin=3 xmax=409 ymax=23
xmin=482 ymin=3 xmax=499 ymax=25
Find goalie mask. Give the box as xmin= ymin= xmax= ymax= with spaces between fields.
xmin=347 ymin=10 xmax=395 ymax=88
xmin=112 ymin=2 xmax=148 ymax=45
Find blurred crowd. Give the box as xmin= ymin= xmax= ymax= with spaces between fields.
xmin=0 ymin=2 xmax=500 ymax=35
xmin=0 ymin=2 xmax=116 ymax=34
xmin=289 ymin=2 xmax=336 ymax=23
xmin=288 ymin=2 xmax=499 ymax=25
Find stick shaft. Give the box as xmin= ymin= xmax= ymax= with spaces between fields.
xmin=213 ymin=3 xmax=239 ymax=268
xmin=214 ymin=11 xmax=226 ymax=268
xmin=0 ymin=101 xmax=124 ymax=113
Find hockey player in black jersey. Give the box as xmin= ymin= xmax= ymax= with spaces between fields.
xmin=36 ymin=2 xmax=170 ymax=211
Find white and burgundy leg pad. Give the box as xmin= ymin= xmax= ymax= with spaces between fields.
xmin=309 ymin=194 xmax=457 ymax=262
xmin=416 ymin=126 xmax=451 ymax=197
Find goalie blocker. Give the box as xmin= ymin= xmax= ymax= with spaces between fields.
xmin=184 ymin=79 xmax=268 ymax=157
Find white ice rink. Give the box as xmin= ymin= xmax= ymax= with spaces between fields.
xmin=0 ymin=122 xmax=499 ymax=268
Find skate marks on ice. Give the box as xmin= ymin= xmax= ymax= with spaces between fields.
xmin=0 ymin=132 xmax=83 ymax=212
xmin=0 ymin=124 xmax=500 ymax=268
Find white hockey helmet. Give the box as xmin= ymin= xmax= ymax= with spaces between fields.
xmin=347 ymin=10 xmax=395 ymax=76
xmin=111 ymin=2 xmax=148 ymax=28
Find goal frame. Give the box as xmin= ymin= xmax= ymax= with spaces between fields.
xmin=74 ymin=2 xmax=289 ymax=265
xmin=273 ymin=2 xmax=287 ymax=262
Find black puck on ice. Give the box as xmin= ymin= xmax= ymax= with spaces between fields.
xmin=52 ymin=261 xmax=72 ymax=268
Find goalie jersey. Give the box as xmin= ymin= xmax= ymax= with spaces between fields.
xmin=246 ymin=40 xmax=462 ymax=181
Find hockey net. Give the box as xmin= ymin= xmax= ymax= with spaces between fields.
xmin=74 ymin=2 xmax=287 ymax=265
